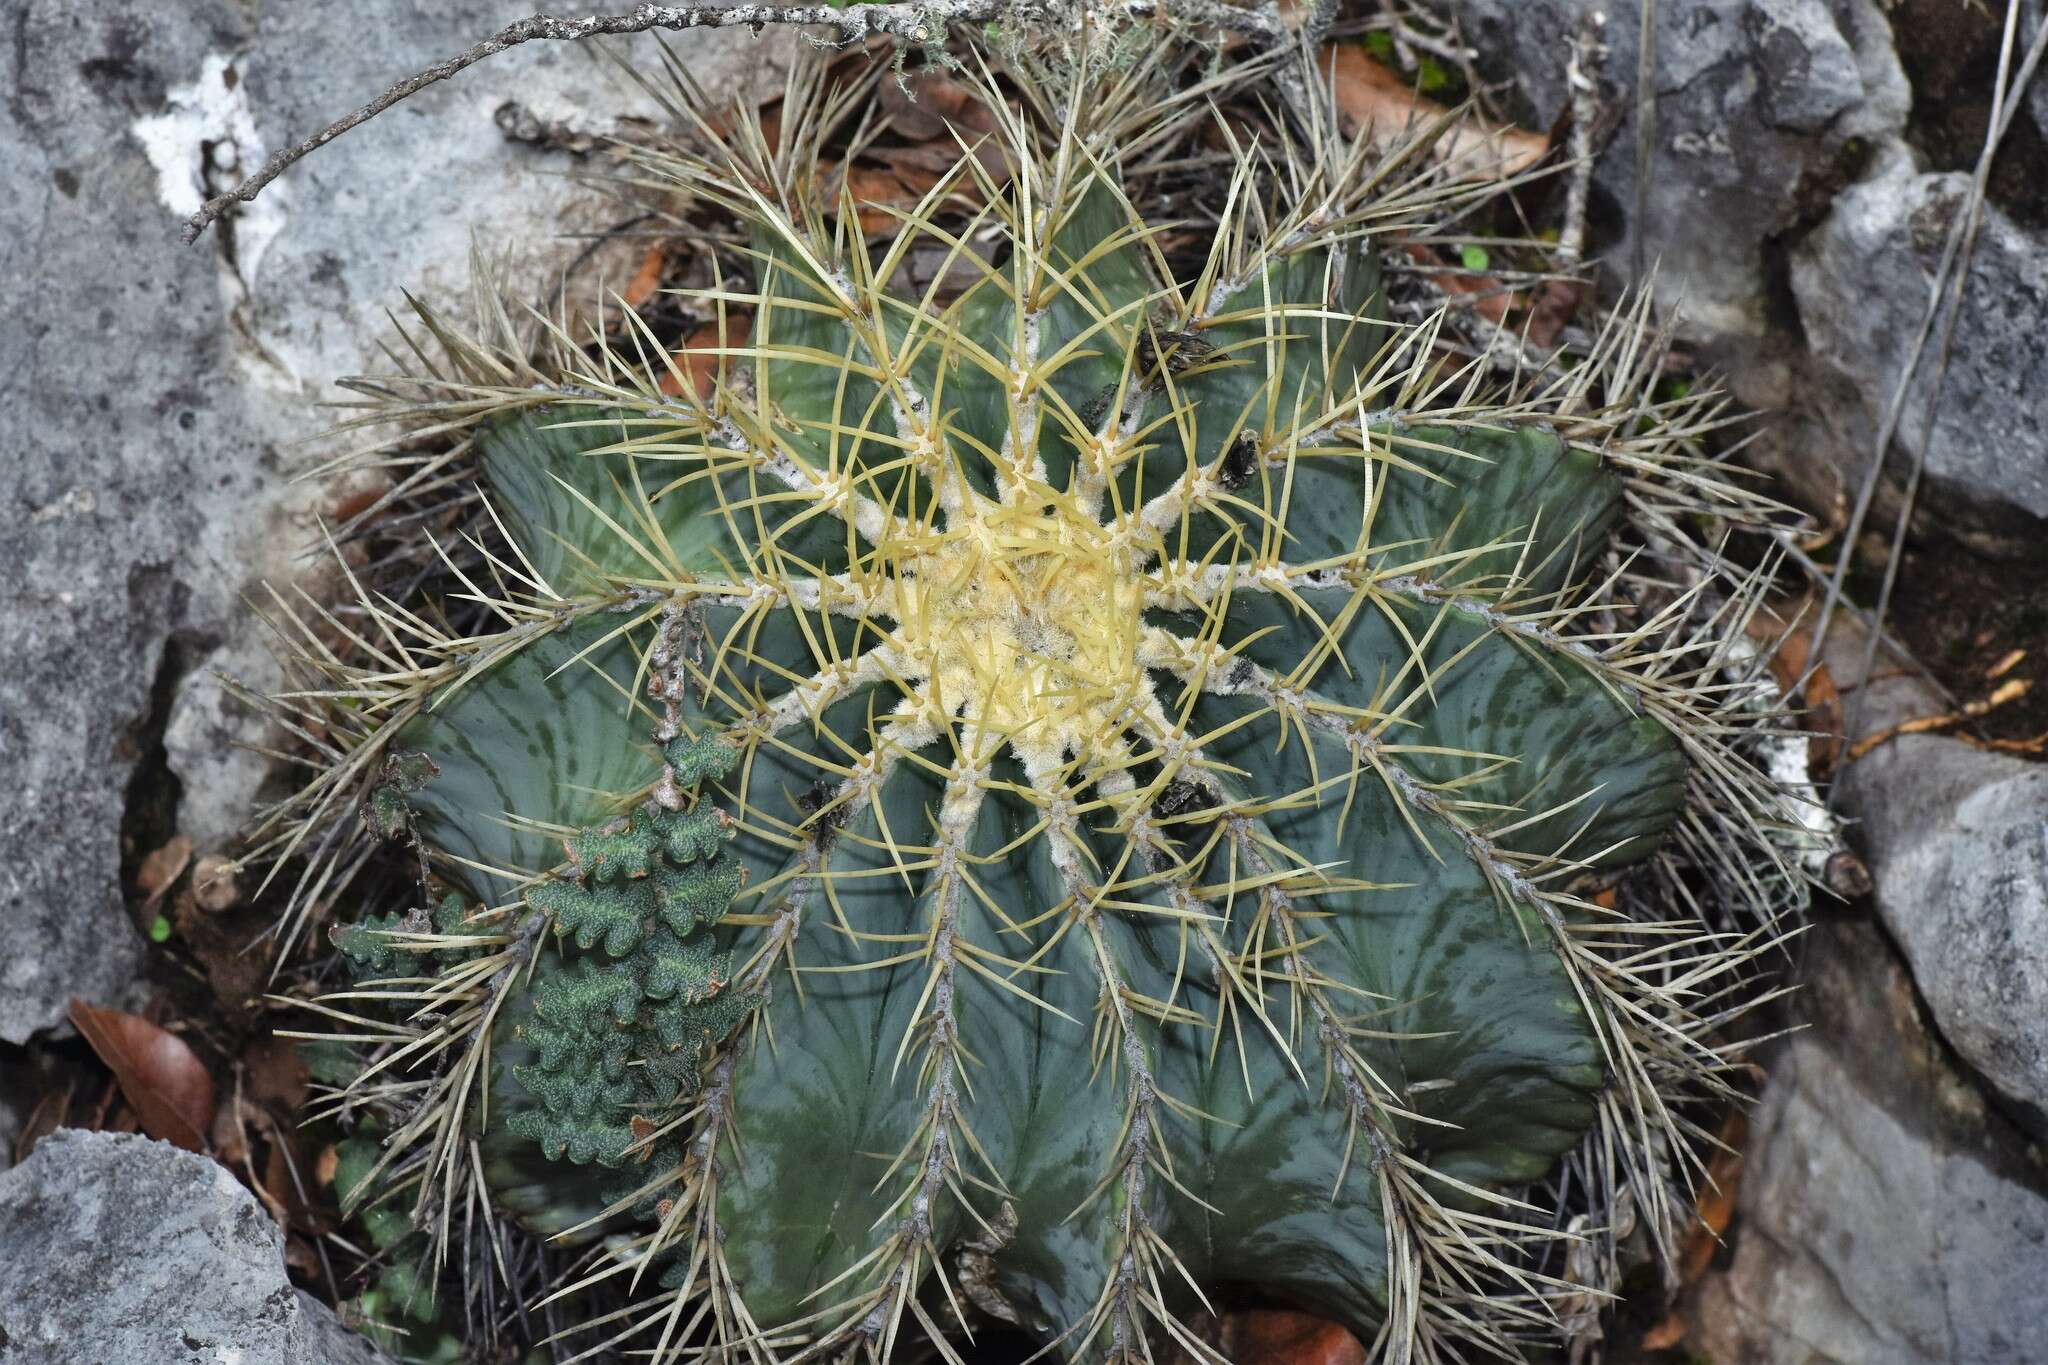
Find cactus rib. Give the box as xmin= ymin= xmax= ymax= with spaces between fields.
xmin=274 ymin=37 xmax=1806 ymax=1365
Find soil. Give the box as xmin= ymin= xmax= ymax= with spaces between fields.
xmin=1853 ymin=531 xmax=2048 ymax=751
xmin=1892 ymin=0 xmax=2048 ymax=230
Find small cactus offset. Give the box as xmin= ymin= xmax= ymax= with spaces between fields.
xmin=275 ymin=36 xmax=1804 ymax=1365
xmin=508 ymin=746 xmax=755 ymax=1167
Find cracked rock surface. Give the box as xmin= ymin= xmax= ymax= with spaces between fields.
xmin=1690 ymin=918 xmax=2048 ymax=1365
xmin=1448 ymin=0 xmax=1907 ymax=338
xmin=1683 ymin=622 xmax=2048 ymax=1363
xmin=0 ymin=0 xmax=789 ymax=1043
xmin=1440 ymin=2 xmax=2048 ymax=1360
xmin=0 ymin=1129 xmax=394 ymax=1363
xmin=1790 ymin=149 xmax=2048 ymax=556
xmin=1839 ymin=714 xmax=2048 ymax=1131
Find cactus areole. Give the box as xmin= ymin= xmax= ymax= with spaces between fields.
xmin=312 ymin=47 xmax=1787 ymax=1365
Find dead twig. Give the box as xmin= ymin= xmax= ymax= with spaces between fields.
xmin=1844 ymin=678 xmax=2032 ymax=764
xmin=1825 ymin=0 xmax=2048 ymax=776
xmin=1556 ymin=8 xmax=1607 ymax=269
xmin=180 ymin=0 xmax=1291 ymax=246
xmin=1835 ymin=5 xmax=2048 ymax=732
xmin=1631 ymin=0 xmax=1655 ymax=283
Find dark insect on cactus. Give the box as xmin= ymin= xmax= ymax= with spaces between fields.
xmin=265 ymin=35 xmax=1804 ymax=1365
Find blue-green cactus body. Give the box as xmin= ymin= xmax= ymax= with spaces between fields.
xmin=272 ymin=41 xmax=1806 ymax=1359
xmin=376 ymin=123 xmax=1694 ymax=1354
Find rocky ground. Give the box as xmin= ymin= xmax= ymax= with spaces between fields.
xmin=2 ymin=1 xmax=2044 ymax=1361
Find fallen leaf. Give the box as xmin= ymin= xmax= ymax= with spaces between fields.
xmin=326 ymin=475 xmax=392 ymax=526
xmin=1401 ymin=241 xmax=1512 ymax=325
xmin=1321 ymin=44 xmax=1548 ymax=180
xmin=260 ymin=1139 xmax=301 ymax=1227
xmin=191 ymin=853 xmax=242 ymax=913
xmin=316 ymin=1143 xmax=340 ymax=1187
xmin=1640 ymin=1313 xmax=1689 ymax=1351
xmin=839 ymin=162 xmax=950 ymax=235
xmin=243 ymin=1034 xmax=311 ymax=1112
xmin=168 ymin=892 xmax=270 ymax=1013
xmin=136 ymin=836 xmax=193 ymax=908
xmin=1219 ymin=1310 xmax=1365 ymax=1365
xmin=211 ymin=1091 xmax=254 ymax=1165
xmin=1746 ymin=599 xmax=1842 ymax=773
xmin=875 ymin=73 xmax=1011 ymax=182
xmin=1676 ymin=1109 xmax=1747 ymax=1287
xmin=1524 ymin=277 xmax=1587 ymax=349
xmin=621 ymin=244 xmax=669 ymax=311
xmin=14 ymin=1083 xmax=75 ymax=1164
xmin=659 ymin=314 xmax=753 ymax=399
xmin=283 ymin=1234 xmax=323 ymax=1277
xmin=68 ymin=1000 xmax=216 ymax=1153
xmin=877 ymin=71 xmax=999 ymax=144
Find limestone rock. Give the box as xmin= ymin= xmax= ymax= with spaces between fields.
xmin=1447 ymin=0 xmax=1907 ymax=338
xmin=0 ymin=0 xmax=790 ymax=1041
xmin=0 ymin=1129 xmax=393 ymax=1363
xmin=1790 ymin=153 xmax=2048 ymax=555
xmin=1690 ymin=920 xmax=2048 ymax=1364
xmin=1831 ymin=643 xmax=2048 ymax=1131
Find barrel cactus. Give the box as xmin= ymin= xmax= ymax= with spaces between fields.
xmin=280 ymin=38 xmax=1796 ymax=1365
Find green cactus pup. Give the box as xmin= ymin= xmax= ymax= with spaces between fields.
xmin=277 ymin=41 xmax=1799 ymax=1365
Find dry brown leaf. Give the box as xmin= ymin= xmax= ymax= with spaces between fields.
xmin=1746 ymin=599 xmax=1843 ymax=774
xmin=283 ymin=1234 xmax=323 ymax=1277
xmin=191 ymin=853 xmax=241 ymax=913
xmin=1676 ymin=1109 xmax=1747 ymax=1287
xmin=14 ymin=1083 xmax=75 ymax=1164
xmin=260 ymin=1140 xmax=301 ymax=1227
xmin=876 ymin=74 xmax=1010 ymax=182
xmin=1400 ymin=241 xmax=1513 ymax=325
xmin=659 ymin=314 xmax=753 ymax=399
xmin=621 ymin=244 xmax=669 ymax=311
xmin=1218 ymin=1310 xmax=1366 ymax=1365
xmin=68 ymin=1000 xmax=216 ymax=1153
xmin=877 ymin=72 xmax=998 ymax=144
xmin=243 ymin=1034 xmax=311 ymax=1112
xmin=1639 ymin=1313 xmax=1690 ymax=1352
xmin=838 ymin=163 xmax=952 ymax=235
xmin=315 ymin=1143 xmax=340 ymax=1187
xmin=136 ymin=836 xmax=193 ymax=908
xmin=1525 ymin=278 xmax=1588 ymax=350
xmin=210 ymin=1092 xmax=255 ymax=1165
xmin=1320 ymin=44 xmax=1547 ymax=181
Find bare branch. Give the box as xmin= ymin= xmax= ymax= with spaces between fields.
xmin=179 ymin=0 xmax=1289 ymax=245
xmin=1556 ymin=8 xmax=1607 ymax=269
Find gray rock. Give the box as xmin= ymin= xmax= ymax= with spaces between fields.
xmin=1749 ymin=0 xmax=1868 ymax=132
xmin=1846 ymin=745 xmax=2048 ymax=1128
xmin=0 ymin=1081 xmax=20 ymax=1177
xmin=0 ymin=0 xmax=790 ymax=1041
xmin=2033 ymin=2 xmax=2048 ymax=149
xmin=1685 ymin=611 xmax=2048 ymax=1361
xmin=1827 ymin=641 xmax=2048 ymax=1130
xmin=1691 ymin=920 xmax=2048 ymax=1364
xmin=1446 ymin=0 xmax=1907 ymax=338
xmin=1790 ymin=152 xmax=2048 ymax=554
xmin=0 ymin=1129 xmax=393 ymax=1363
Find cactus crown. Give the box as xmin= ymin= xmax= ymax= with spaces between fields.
xmin=275 ymin=39 xmax=1800 ymax=1365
